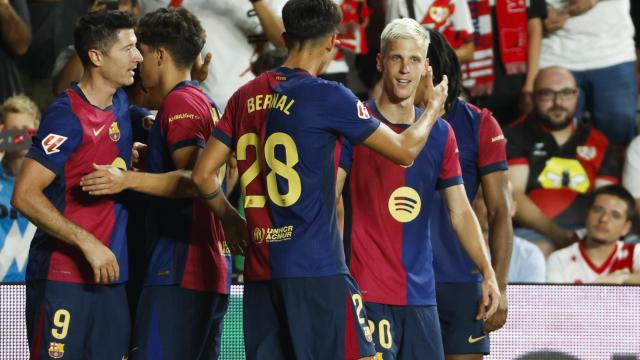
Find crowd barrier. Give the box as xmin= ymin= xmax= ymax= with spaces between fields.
xmin=1 ymin=284 xmax=639 ymax=359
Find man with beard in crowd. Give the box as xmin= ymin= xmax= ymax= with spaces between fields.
xmin=504 ymin=66 xmax=621 ymax=257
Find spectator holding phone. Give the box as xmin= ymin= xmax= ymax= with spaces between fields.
xmin=0 ymin=95 xmax=39 ymax=281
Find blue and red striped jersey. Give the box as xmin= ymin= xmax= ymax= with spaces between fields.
xmin=431 ymin=99 xmax=508 ymax=283
xmin=214 ymin=67 xmax=380 ymax=281
xmin=340 ymin=100 xmax=463 ymax=306
xmin=25 ymin=85 xmax=132 ymax=284
xmin=143 ymin=81 xmax=230 ymax=293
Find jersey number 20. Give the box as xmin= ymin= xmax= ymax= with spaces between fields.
xmin=237 ymin=132 xmax=302 ymax=208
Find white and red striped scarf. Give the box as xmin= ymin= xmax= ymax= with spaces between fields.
xmin=461 ymin=0 xmax=494 ymax=97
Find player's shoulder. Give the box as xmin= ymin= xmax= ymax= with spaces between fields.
xmin=41 ymin=91 xmax=79 ymax=123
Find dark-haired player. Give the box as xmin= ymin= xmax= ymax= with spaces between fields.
xmin=336 ymin=18 xmax=499 ymax=360
xmin=191 ymin=0 xmax=448 ymax=358
xmin=12 ymin=10 xmax=141 ymax=359
xmin=79 ymin=7 xmax=231 ymax=359
xmin=420 ymin=29 xmax=512 ymax=359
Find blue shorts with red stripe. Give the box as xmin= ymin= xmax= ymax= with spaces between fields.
xmin=243 ymin=274 xmax=376 ymax=360
xmin=364 ymin=302 xmax=444 ymax=360
xmin=25 ymin=280 xmax=130 ymax=360
xmin=436 ymin=282 xmax=490 ymax=355
xmin=129 ymin=285 xmax=229 ymax=360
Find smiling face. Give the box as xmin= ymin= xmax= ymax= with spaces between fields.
xmin=377 ymin=38 xmax=427 ymax=104
xmin=99 ymin=28 xmax=143 ymax=88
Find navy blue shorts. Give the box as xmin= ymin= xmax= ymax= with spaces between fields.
xmin=436 ymin=282 xmax=489 ymax=355
xmin=364 ymin=302 xmax=444 ymax=360
xmin=130 ymin=285 xmax=229 ymax=360
xmin=243 ymin=274 xmax=376 ymax=360
xmin=26 ymin=280 xmax=130 ymax=360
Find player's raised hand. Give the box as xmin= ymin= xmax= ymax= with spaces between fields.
xmin=476 ymin=273 xmax=501 ymax=321
xmin=80 ymin=163 xmax=128 ymax=195
xmin=80 ymin=236 xmax=120 ymax=284
xmin=484 ymin=292 xmax=508 ymax=333
xmin=420 ymin=66 xmax=448 ymax=115
xmin=191 ymin=52 xmax=212 ymax=83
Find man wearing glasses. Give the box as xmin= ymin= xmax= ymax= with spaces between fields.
xmin=504 ymin=66 xmax=621 ymax=257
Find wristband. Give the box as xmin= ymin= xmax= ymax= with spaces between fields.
xmin=201 ymin=188 xmax=221 ymax=201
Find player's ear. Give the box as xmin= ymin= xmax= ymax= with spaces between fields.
xmin=376 ymin=52 xmax=383 ymax=73
xmin=87 ymin=48 xmax=103 ymax=67
xmin=156 ymin=47 xmax=166 ymax=67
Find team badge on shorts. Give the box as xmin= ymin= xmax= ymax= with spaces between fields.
xmin=48 ymin=342 xmax=65 ymax=358
xmin=109 ymin=122 xmax=121 ymax=142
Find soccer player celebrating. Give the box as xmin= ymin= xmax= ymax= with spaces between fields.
xmin=79 ymin=7 xmax=233 ymax=359
xmin=191 ymin=0 xmax=448 ymax=358
xmin=12 ymin=10 xmax=141 ymax=359
xmin=336 ymin=19 xmax=500 ymax=359
xmin=421 ymin=29 xmax=513 ymax=359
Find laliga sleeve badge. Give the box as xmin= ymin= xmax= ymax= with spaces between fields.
xmin=109 ymin=122 xmax=121 ymax=142
xmin=48 ymin=342 xmax=65 ymax=359
xmin=357 ymin=101 xmax=370 ymax=119
xmin=42 ymin=134 xmax=68 ymax=155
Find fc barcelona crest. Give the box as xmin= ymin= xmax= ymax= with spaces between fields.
xmin=48 ymin=342 xmax=65 ymax=359
xmin=576 ymin=146 xmax=596 ymax=161
xmin=109 ymin=122 xmax=121 ymax=142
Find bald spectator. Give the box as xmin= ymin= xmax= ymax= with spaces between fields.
xmin=541 ymin=0 xmax=636 ymax=145
xmin=0 ymin=0 xmax=32 ymax=102
xmin=505 ymin=66 xmax=621 ymax=256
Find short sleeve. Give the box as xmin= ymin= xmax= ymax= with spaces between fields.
xmin=526 ymin=0 xmax=547 ymax=20
xmin=26 ymin=102 xmax=83 ymax=175
xmin=504 ymin=123 xmax=530 ymax=166
xmin=322 ymin=84 xmax=380 ymax=145
xmin=213 ymin=92 xmax=236 ymax=149
xmin=477 ymin=109 xmax=508 ymax=176
xmin=160 ymin=94 xmax=213 ymax=152
xmin=436 ymin=123 xmax=463 ymax=190
xmin=338 ymin=139 xmax=354 ymax=174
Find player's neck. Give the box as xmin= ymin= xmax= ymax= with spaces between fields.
xmin=376 ymin=92 xmax=416 ymax=125
xmin=584 ymin=236 xmax=618 ymax=266
xmin=283 ymin=49 xmax=329 ymax=77
xmin=77 ymin=73 xmax=118 ymax=109
xmin=159 ymin=68 xmax=192 ymax=97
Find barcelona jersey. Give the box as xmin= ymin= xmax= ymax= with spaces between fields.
xmin=143 ymin=81 xmax=229 ymax=293
xmin=213 ymin=67 xmax=380 ymax=281
xmin=431 ymin=99 xmax=508 ymax=283
xmin=25 ymin=84 xmax=132 ymax=284
xmin=341 ymin=100 xmax=463 ymax=306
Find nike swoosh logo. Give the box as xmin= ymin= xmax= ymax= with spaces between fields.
xmin=468 ymin=335 xmax=487 ymax=344
xmin=93 ymin=125 xmax=106 ymax=137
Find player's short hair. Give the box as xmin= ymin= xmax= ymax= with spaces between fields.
xmin=282 ymin=0 xmax=342 ymax=47
xmin=589 ymin=185 xmax=636 ymax=221
xmin=136 ymin=7 xmax=206 ymax=70
xmin=75 ymin=10 xmax=137 ymax=66
xmin=380 ymin=18 xmax=430 ymax=57
xmin=0 ymin=95 xmax=41 ymax=127
xmin=425 ymin=28 xmax=462 ymax=112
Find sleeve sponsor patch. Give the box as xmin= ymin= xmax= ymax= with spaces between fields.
xmin=357 ymin=101 xmax=370 ymax=119
xmin=41 ymin=134 xmax=68 ymax=155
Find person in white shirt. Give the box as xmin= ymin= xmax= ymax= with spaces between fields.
xmin=546 ymin=185 xmax=640 ymax=284
xmin=622 ymin=135 xmax=640 ymax=225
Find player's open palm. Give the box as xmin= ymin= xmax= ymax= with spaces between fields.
xmin=82 ymin=237 xmax=120 ymax=284
xmin=476 ymin=275 xmax=500 ymax=322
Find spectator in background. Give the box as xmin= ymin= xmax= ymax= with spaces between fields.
xmin=0 ymin=0 xmax=31 ymax=102
xmin=473 ymin=183 xmax=546 ymax=283
xmin=541 ymin=0 xmax=637 ymax=145
xmin=385 ymin=0 xmax=475 ymax=62
xmin=546 ymin=185 xmax=640 ymax=284
xmin=0 ymin=95 xmax=38 ymax=282
xmin=138 ymin=0 xmax=286 ymax=110
xmin=623 ymin=136 xmax=640 ymax=229
xmin=505 ymin=66 xmax=621 ymax=257
xmin=467 ymin=0 xmax=546 ymax=125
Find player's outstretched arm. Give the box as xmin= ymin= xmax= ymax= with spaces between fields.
xmin=441 ymin=184 xmax=500 ymax=320
xmin=192 ymin=137 xmax=248 ymax=255
xmin=362 ymin=69 xmax=447 ymax=166
xmin=480 ymin=171 xmax=512 ymax=332
xmin=80 ymin=164 xmax=197 ymax=198
xmin=12 ymin=158 xmax=120 ymax=284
